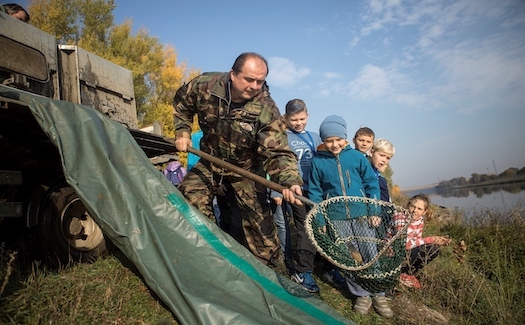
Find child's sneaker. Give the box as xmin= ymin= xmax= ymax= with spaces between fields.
xmin=353 ymin=296 xmax=372 ymax=315
xmin=322 ymin=268 xmax=347 ymax=289
xmin=291 ymin=271 xmax=320 ymax=293
xmin=399 ymin=273 xmax=421 ymax=289
xmin=372 ymin=295 xmax=394 ymax=318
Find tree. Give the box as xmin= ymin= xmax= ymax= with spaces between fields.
xmin=28 ymin=0 xmax=80 ymax=43
xmin=101 ymin=20 xmax=165 ymax=118
xmin=499 ymin=168 xmax=518 ymax=178
xmin=470 ymin=173 xmax=481 ymax=184
xmin=142 ymin=46 xmax=202 ymax=137
xmin=27 ymin=0 xmax=198 ymax=134
xmin=77 ymin=0 xmax=115 ymax=51
xmin=480 ymin=174 xmax=491 ymax=182
xmin=141 ymin=45 xmax=187 ymax=137
xmin=381 ymin=164 xmax=394 ymax=190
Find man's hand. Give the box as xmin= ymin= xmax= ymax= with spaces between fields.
xmin=281 ymin=185 xmax=303 ymax=206
xmin=174 ymin=135 xmax=192 ymax=152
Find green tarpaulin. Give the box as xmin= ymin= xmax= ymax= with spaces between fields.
xmin=4 ymin=85 xmax=355 ymax=325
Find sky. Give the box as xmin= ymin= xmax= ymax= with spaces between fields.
xmin=23 ymin=0 xmax=525 ymax=189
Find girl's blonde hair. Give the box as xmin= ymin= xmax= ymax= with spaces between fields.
xmin=372 ymin=138 xmax=395 ymax=156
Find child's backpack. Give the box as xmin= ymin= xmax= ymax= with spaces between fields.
xmin=162 ymin=161 xmax=187 ymax=186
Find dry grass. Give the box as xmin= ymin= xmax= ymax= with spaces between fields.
xmin=1 ymin=203 xmax=524 ymax=325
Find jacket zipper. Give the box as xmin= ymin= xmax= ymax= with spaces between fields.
xmin=336 ymin=155 xmax=347 ymax=196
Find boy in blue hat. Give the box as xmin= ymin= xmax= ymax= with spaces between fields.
xmin=307 ymin=115 xmax=393 ymax=318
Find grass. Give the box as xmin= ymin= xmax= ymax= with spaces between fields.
xmin=1 ymin=201 xmax=524 ymax=325
xmin=0 ymin=251 xmax=175 ymax=324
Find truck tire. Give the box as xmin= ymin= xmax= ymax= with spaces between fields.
xmin=40 ymin=180 xmax=107 ymax=266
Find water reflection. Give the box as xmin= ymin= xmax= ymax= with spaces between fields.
xmin=403 ymin=181 xmax=525 ymax=211
xmin=437 ymin=182 xmax=525 ymax=199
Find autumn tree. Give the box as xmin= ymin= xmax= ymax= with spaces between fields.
xmin=381 ymin=165 xmax=394 ymax=190
xmin=27 ymin=0 xmax=198 ymax=134
xmin=141 ymin=45 xmax=185 ymax=137
xmin=28 ymin=0 xmax=80 ymax=43
xmin=100 ymin=20 xmax=165 ymax=121
xmin=28 ymin=0 xmax=115 ymax=45
xmin=77 ymin=0 xmax=115 ymax=51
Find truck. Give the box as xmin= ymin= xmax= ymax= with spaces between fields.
xmin=0 ymin=12 xmax=176 ymax=265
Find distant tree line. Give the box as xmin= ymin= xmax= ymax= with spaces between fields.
xmin=438 ymin=166 xmax=525 ymax=189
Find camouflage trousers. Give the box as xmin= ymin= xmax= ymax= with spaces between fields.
xmin=178 ymin=161 xmax=287 ymax=274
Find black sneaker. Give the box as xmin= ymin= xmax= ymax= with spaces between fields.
xmin=322 ymin=269 xmax=346 ymax=289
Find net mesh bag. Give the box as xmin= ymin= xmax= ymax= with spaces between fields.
xmin=305 ymin=196 xmax=412 ymax=293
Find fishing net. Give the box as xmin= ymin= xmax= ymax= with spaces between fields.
xmin=305 ymin=196 xmax=412 ymax=293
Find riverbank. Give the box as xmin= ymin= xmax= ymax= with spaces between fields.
xmin=402 ymin=174 xmax=525 ymax=193
xmin=443 ymin=174 xmax=525 ymax=190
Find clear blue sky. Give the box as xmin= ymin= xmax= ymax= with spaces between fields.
xmin=25 ymin=0 xmax=525 ymax=189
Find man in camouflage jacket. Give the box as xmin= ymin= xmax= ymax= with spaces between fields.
xmin=173 ymin=52 xmax=303 ymax=271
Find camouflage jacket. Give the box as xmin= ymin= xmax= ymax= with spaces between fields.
xmin=173 ymin=72 xmax=302 ymax=188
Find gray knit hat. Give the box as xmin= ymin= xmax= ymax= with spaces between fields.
xmin=319 ymin=115 xmax=347 ymax=140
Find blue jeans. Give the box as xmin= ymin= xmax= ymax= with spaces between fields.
xmin=273 ymin=203 xmax=291 ymax=258
xmin=332 ymin=219 xmax=385 ymax=297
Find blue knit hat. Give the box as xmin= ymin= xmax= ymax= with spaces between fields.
xmin=319 ymin=115 xmax=347 ymax=140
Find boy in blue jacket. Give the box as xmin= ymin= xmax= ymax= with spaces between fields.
xmin=307 ymin=115 xmax=393 ymax=318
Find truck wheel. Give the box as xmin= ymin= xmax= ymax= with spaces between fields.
xmin=40 ymin=181 xmax=107 ymax=266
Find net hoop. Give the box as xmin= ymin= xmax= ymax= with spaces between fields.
xmin=305 ymin=196 xmax=412 ymax=272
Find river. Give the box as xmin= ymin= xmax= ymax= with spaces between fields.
xmin=402 ymin=181 xmax=525 ymax=212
